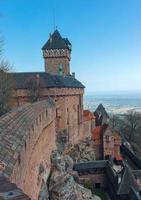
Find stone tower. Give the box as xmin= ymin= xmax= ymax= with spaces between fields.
xmin=42 ymin=29 xmax=72 ymax=75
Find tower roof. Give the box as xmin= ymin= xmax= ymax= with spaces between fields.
xmin=94 ymin=104 xmax=109 ymax=119
xmin=42 ymin=29 xmax=72 ymax=51
xmin=117 ymin=166 xmax=140 ymax=195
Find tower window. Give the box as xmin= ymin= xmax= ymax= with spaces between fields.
xmin=58 ymin=64 xmax=63 ymax=75
xmin=56 ymin=108 xmax=61 ymax=118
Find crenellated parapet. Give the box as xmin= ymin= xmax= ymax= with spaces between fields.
xmin=0 ymin=98 xmax=56 ymax=199
xmin=43 ymin=49 xmax=71 ymax=60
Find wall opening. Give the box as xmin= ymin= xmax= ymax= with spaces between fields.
xmin=95 ymin=183 xmax=101 ymax=189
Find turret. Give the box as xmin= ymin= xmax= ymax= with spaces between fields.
xmin=42 ymin=29 xmax=72 ymax=75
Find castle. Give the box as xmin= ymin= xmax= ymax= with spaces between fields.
xmin=0 ymin=30 xmax=95 ymax=199
xmin=1 ymin=30 xmax=139 ymax=200
xmin=11 ymin=29 xmax=87 ymax=143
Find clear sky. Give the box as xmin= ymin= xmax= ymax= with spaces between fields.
xmin=0 ymin=0 xmax=141 ymax=92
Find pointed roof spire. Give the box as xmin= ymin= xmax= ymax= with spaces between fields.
xmin=42 ymin=29 xmax=72 ymax=51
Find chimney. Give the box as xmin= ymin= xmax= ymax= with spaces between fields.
xmin=72 ymin=72 xmax=75 ymax=78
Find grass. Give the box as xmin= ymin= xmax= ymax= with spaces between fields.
xmin=92 ymin=189 xmax=108 ymax=200
xmin=83 ymin=180 xmax=108 ymax=200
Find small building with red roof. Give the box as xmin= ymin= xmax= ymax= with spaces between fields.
xmin=92 ymin=104 xmax=122 ymax=161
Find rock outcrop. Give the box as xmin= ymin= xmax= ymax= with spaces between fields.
xmin=56 ymin=129 xmax=69 ymax=154
xmin=64 ymin=139 xmax=95 ymax=163
xmin=48 ymin=150 xmax=96 ymax=200
xmin=38 ymin=181 xmax=49 ymax=200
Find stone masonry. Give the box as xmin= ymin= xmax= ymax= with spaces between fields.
xmin=0 ymin=99 xmax=56 ymax=200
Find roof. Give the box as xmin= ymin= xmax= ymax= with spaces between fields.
xmin=132 ymin=170 xmax=141 ymax=179
xmin=115 ymin=155 xmax=123 ymax=161
xmin=74 ymin=160 xmax=108 ymax=171
xmin=11 ymin=72 xmax=85 ymax=89
xmin=118 ymin=167 xmax=140 ymax=195
xmin=42 ymin=29 xmax=72 ymax=51
xmin=0 ymin=176 xmax=30 ymax=200
xmin=94 ymin=104 xmax=109 ymax=119
xmin=83 ymin=110 xmax=95 ymax=121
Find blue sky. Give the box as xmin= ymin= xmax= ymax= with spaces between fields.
xmin=0 ymin=0 xmax=141 ymax=92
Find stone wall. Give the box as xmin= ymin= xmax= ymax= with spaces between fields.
xmin=45 ymin=57 xmax=70 ymax=75
xmin=94 ymin=144 xmax=103 ymax=160
xmin=79 ymin=174 xmax=107 ymax=188
xmin=83 ymin=120 xmax=95 ymax=139
xmin=0 ymin=99 xmax=56 ymax=200
xmin=11 ymin=87 xmax=84 ymax=144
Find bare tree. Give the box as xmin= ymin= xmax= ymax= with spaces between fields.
xmin=0 ymin=39 xmax=15 ymax=116
xmin=109 ymin=115 xmax=123 ymax=131
xmin=25 ymin=74 xmax=41 ymax=103
xmin=0 ymin=38 xmax=3 ymax=56
xmin=0 ymin=60 xmax=15 ymax=116
xmin=123 ymin=110 xmax=141 ymax=141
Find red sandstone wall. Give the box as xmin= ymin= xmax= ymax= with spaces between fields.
xmin=137 ymin=179 xmax=141 ymax=190
xmin=45 ymin=57 xmax=70 ymax=75
xmin=103 ymin=135 xmax=115 ymax=158
xmin=79 ymin=174 xmax=107 ymax=188
xmin=0 ymin=100 xmax=56 ymax=200
xmin=83 ymin=119 xmax=95 ymax=139
xmin=94 ymin=144 xmax=103 ymax=160
xmin=83 ymin=120 xmax=91 ymax=138
xmin=11 ymin=88 xmax=84 ymax=145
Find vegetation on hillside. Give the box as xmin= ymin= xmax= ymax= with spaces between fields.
xmin=0 ymin=39 xmax=15 ymax=116
xmin=109 ymin=110 xmax=141 ymax=159
xmin=25 ymin=75 xmax=41 ymax=103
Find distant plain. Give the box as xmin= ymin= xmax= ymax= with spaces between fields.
xmin=84 ymin=92 xmax=141 ymax=114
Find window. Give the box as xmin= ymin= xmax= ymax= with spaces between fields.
xmin=67 ymin=108 xmax=69 ymax=125
xmin=78 ymin=105 xmax=80 ymax=124
xmin=58 ymin=64 xmax=63 ymax=76
xmin=56 ymin=108 xmax=61 ymax=118
xmin=106 ymin=135 xmax=111 ymax=142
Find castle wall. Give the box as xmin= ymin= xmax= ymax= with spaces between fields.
xmin=83 ymin=120 xmax=92 ymax=138
xmin=11 ymin=87 xmax=84 ymax=144
xmin=94 ymin=144 xmax=103 ymax=160
xmin=137 ymin=178 xmax=141 ymax=190
xmin=79 ymin=174 xmax=107 ymax=188
xmin=83 ymin=119 xmax=95 ymax=139
xmin=103 ymin=134 xmax=115 ymax=159
xmin=0 ymin=100 xmax=56 ymax=200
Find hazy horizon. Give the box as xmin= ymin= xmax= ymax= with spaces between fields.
xmin=84 ymin=91 xmax=141 ymax=114
xmin=85 ymin=90 xmax=141 ymax=95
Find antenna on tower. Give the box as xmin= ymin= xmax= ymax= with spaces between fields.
xmin=53 ymin=0 xmax=56 ymax=31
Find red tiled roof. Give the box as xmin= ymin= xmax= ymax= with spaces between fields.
xmin=83 ymin=110 xmax=95 ymax=121
xmin=115 ymin=155 xmax=123 ymax=161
